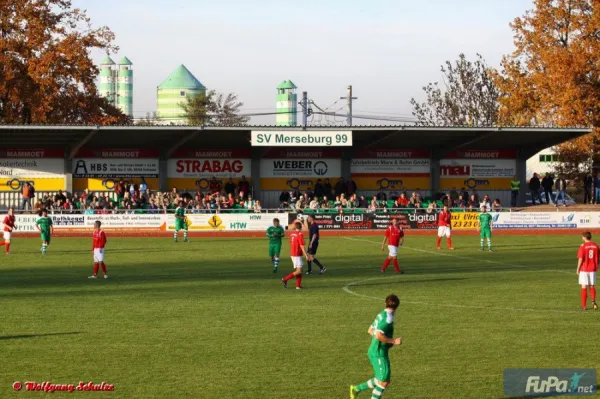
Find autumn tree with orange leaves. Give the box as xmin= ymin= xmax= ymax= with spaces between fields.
xmin=495 ymin=0 xmax=600 ymax=182
xmin=0 ymin=0 xmax=129 ymax=125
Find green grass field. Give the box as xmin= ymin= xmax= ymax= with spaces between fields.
xmin=1 ymin=234 xmax=598 ymax=398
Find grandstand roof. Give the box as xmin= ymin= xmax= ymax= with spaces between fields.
xmin=0 ymin=125 xmax=591 ymax=159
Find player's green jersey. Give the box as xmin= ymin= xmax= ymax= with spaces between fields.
xmin=36 ymin=216 xmax=53 ymax=233
xmin=368 ymin=310 xmax=395 ymax=358
xmin=266 ymin=226 xmax=285 ymax=244
xmin=175 ymin=207 xmax=186 ymax=218
xmin=478 ymin=212 xmax=493 ymax=230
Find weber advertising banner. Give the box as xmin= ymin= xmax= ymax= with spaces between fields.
xmin=0 ymin=149 xmax=65 ymax=192
xmin=260 ymin=149 xmax=342 ymax=191
xmin=0 ymin=213 xmax=165 ymax=232
xmin=351 ymin=149 xmax=431 ymax=192
xmin=440 ymin=150 xmax=516 ymax=190
xmin=167 ymin=149 xmax=251 ymax=191
xmin=73 ymin=149 xmax=159 ymax=191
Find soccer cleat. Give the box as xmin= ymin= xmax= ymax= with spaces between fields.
xmin=449 ymin=247 xmax=455 ymax=250
xmin=184 ymin=239 xmax=189 ymax=243
xmin=320 ymin=267 xmax=327 ymax=274
xmin=437 ymin=247 xmax=441 ymax=250
xmin=593 ymin=301 xmax=598 ymax=311
xmin=174 ymin=239 xmax=178 ymax=243
xmin=305 ymin=271 xmax=312 ymax=275
xmin=273 ymin=268 xmax=278 ymax=273
xmin=104 ymin=275 xmax=108 ymax=279
xmin=296 ymin=286 xmax=303 ymax=290
xmin=489 ymin=249 xmax=493 ymax=252
xmin=281 ymin=278 xmax=287 ymax=288
xmin=88 ymin=275 xmax=97 ymax=279
xmin=400 ymin=270 xmax=405 ymax=274
xmin=350 ymin=385 xmax=358 ymax=399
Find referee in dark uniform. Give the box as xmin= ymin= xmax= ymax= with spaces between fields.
xmin=306 ymin=214 xmax=327 ymax=275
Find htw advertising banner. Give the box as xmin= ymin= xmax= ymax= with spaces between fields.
xmin=167 ymin=149 xmax=251 ymax=190
xmin=350 ymin=149 xmax=431 ymax=191
xmin=73 ymin=149 xmax=160 ymax=191
xmin=260 ymin=149 xmax=342 ymax=191
xmin=0 ymin=149 xmax=65 ymax=192
xmin=440 ymin=149 xmax=516 ymax=190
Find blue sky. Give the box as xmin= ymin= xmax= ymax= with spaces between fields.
xmin=76 ymin=0 xmax=532 ymax=124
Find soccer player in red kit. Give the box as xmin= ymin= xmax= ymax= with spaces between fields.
xmin=437 ymin=205 xmax=454 ymax=250
xmin=381 ymin=218 xmax=404 ymax=274
xmin=576 ymin=231 xmax=598 ymax=311
xmin=88 ymin=220 xmax=108 ymax=279
xmin=281 ymin=221 xmax=308 ymax=290
xmin=0 ymin=207 xmax=16 ymax=254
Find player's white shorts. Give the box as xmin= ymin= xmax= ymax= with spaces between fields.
xmin=579 ymin=271 xmax=596 ymax=286
xmin=388 ymin=245 xmax=398 ymax=257
xmin=291 ymin=256 xmax=303 ymax=268
xmin=93 ymin=248 xmax=105 ymax=263
xmin=437 ymin=226 xmax=451 ymax=238
xmin=3 ymin=231 xmax=11 ymax=241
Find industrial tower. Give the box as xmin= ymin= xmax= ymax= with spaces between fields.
xmin=98 ymin=56 xmax=134 ymax=118
xmin=157 ymin=64 xmax=206 ymax=124
xmin=276 ymin=80 xmax=297 ymax=126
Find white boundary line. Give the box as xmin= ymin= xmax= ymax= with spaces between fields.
xmin=341 ymin=237 xmax=578 ymax=314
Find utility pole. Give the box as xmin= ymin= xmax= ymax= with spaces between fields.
xmin=340 ymin=85 xmax=357 ymax=126
xmin=301 ymin=91 xmax=308 ymax=128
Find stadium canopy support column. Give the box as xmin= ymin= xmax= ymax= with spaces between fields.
xmin=64 ymin=158 xmax=73 ymax=194
xmin=516 ymin=148 xmax=532 ymax=207
xmin=342 ymin=150 xmax=352 ymax=181
xmin=430 ymin=155 xmax=441 ymax=198
xmin=159 ymin=159 xmax=168 ymax=192
xmin=251 ymin=148 xmax=262 ymax=205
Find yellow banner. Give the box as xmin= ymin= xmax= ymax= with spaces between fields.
xmin=351 ymin=176 xmax=430 ymax=191
xmin=451 ymin=212 xmax=481 ymax=230
xmin=73 ymin=178 xmax=159 ymax=192
xmin=440 ymin=178 xmax=512 ymax=190
xmin=0 ymin=178 xmax=65 ymax=192
xmin=166 ymin=178 xmax=250 ymax=191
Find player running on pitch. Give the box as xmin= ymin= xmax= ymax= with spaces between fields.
xmin=0 ymin=207 xmax=16 ymax=254
xmin=266 ymin=218 xmax=285 ymax=272
xmin=305 ymin=214 xmax=326 ymax=275
xmin=478 ymin=205 xmax=493 ymax=251
xmin=281 ymin=221 xmax=308 ymax=290
xmin=174 ymin=201 xmax=189 ymax=242
xmin=436 ymin=205 xmax=454 ymax=250
xmin=89 ymin=221 xmax=108 ymax=279
xmin=381 ymin=218 xmax=404 ymax=273
xmin=350 ymin=294 xmax=403 ymax=399
xmin=576 ymin=231 xmax=598 ymax=311
xmin=36 ymin=209 xmax=53 ymax=256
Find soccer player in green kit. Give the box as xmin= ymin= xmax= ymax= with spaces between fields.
xmin=478 ymin=205 xmax=493 ymax=251
xmin=174 ymin=201 xmax=188 ymax=242
xmin=266 ymin=218 xmax=285 ymax=272
xmin=35 ymin=209 xmax=54 ymax=256
xmin=350 ymin=294 xmax=402 ymax=399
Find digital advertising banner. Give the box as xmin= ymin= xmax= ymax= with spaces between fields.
xmin=0 ymin=149 xmax=65 ymax=192
xmin=73 ymin=149 xmax=160 ymax=191
xmin=167 ymin=149 xmax=252 ymax=191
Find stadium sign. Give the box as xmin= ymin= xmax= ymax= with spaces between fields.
xmin=251 ymin=131 xmax=352 ymax=147
xmin=0 ymin=149 xmax=65 ymax=192
xmin=440 ymin=149 xmax=516 ymax=190
xmin=170 ymin=213 xmax=289 ymax=231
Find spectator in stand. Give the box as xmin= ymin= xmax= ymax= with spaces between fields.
xmin=139 ymin=177 xmax=148 ymax=196
xmin=395 ymin=193 xmax=409 ymax=208
xmin=340 ymin=194 xmax=348 ymax=208
xmin=468 ymin=194 xmax=478 ymax=211
xmin=346 ymin=178 xmax=357 ymax=195
xmin=414 ymin=188 xmax=423 ymax=200
xmin=208 ymin=177 xmax=221 ymax=194
xmin=84 ymin=205 xmax=95 ymax=215
xmin=510 ymin=175 xmax=520 ymax=207
xmin=168 ymin=187 xmax=178 ymax=204
xmin=443 ymin=194 xmax=454 ymax=208
xmin=482 ymin=194 xmax=491 ymax=207
xmin=279 ymin=191 xmax=291 ymax=208
xmin=127 ymin=181 xmax=136 ymax=197
xmin=246 ymin=195 xmax=255 ymax=210
xmin=334 ymin=196 xmax=342 ymax=209
xmin=409 ymin=192 xmax=421 ymax=207
xmin=584 ymin=173 xmax=593 ymax=204
xmin=529 ymin=173 xmax=542 ymax=205
xmin=541 ymin=173 xmax=554 ymax=204
xmin=459 ymin=187 xmax=469 ymax=201
xmin=238 ymin=176 xmax=250 ymax=198
xmin=358 ymin=195 xmax=368 ymax=209
xmin=323 ymin=178 xmax=333 ymax=198
xmin=34 ymin=199 xmax=44 ymax=213
xmin=426 ymin=202 xmax=436 ymax=214
xmin=54 ymin=190 xmax=67 ymax=204
xmin=313 ymin=179 xmax=324 ymax=198
xmin=296 ymin=196 xmax=306 ymax=210
xmin=456 ymin=195 xmax=466 ymax=208
xmin=253 ymin=200 xmax=262 ymax=213
xmin=291 ymin=189 xmax=301 ymax=203
xmin=492 ymin=198 xmax=502 ymax=212
xmin=595 ymin=172 xmax=600 ymax=205
xmin=376 ymin=188 xmax=387 ymax=202
xmin=368 ymin=197 xmax=378 ymax=212
xmin=479 ymin=199 xmax=491 ymax=212
xmin=115 ymin=180 xmax=125 ymax=199
xmin=471 ymin=189 xmax=480 ymax=204
xmin=449 ymin=187 xmax=458 ymax=201
xmin=309 ymin=196 xmax=320 ymax=210
xmin=20 ymin=182 xmax=35 ymax=210
xmin=225 ymin=178 xmax=236 ymax=196
xmin=334 ymin=178 xmax=346 ymax=197
xmin=554 ymin=176 xmax=568 ymax=207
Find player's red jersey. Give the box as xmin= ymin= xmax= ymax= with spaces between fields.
xmin=385 ymin=225 xmax=404 ymax=247
xmin=577 ymin=242 xmax=599 ymax=272
xmin=289 ymin=231 xmax=305 ymax=257
xmin=438 ymin=210 xmax=451 ymax=227
xmin=3 ymin=215 xmax=15 ymax=232
xmin=92 ymin=230 xmax=107 ymax=249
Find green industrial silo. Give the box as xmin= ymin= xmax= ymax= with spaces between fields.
xmin=157 ymin=64 xmax=206 ymax=124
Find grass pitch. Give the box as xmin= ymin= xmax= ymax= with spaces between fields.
xmin=0 ymin=234 xmax=598 ymax=398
